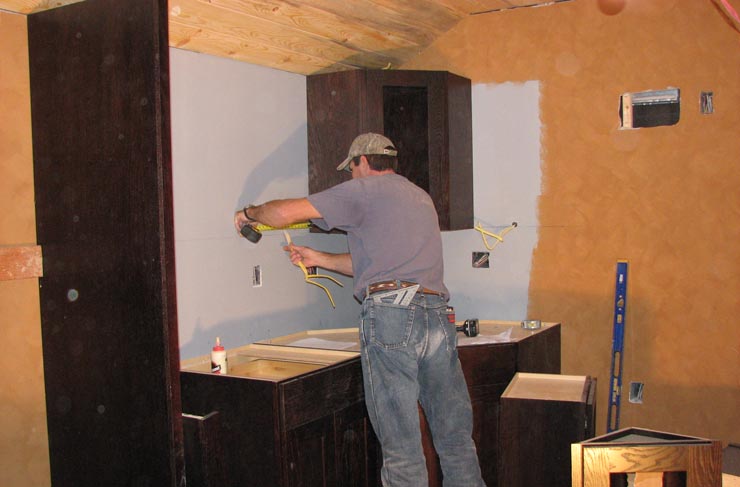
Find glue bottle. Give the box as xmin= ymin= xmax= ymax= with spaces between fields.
xmin=446 ymin=306 xmax=456 ymax=324
xmin=211 ymin=337 xmax=228 ymax=374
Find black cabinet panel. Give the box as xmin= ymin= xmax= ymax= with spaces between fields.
xmin=335 ymin=401 xmax=381 ymax=487
xmin=181 ymin=373 xmax=279 ymax=487
xmin=181 ymin=358 xmax=378 ymax=487
xmin=28 ymin=0 xmax=181 ymax=485
xmin=286 ymin=415 xmax=335 ymax=487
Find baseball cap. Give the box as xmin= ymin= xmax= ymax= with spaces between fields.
xmin=336 ymin=133 xmax=398 ymax=171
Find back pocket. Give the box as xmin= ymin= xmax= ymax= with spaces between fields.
xmin=365 ymin=301 xmax=415 ymax=350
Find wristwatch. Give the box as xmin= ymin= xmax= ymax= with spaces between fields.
xmin=243 ymin=205 xmax=256 ymax=221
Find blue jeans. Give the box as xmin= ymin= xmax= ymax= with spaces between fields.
xmin=359 ymin=291 xmax=486 ymax=487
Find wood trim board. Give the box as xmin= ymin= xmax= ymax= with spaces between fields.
xmin=0 ymin=245 xmax=42 ymax=280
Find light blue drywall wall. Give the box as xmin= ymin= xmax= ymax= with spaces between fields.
xmin=443 ymin=82 xmax=541 ymax=322
xmin=170 ymin=48 xmax=541 ymax=358
xmin=170 ymin=49 xmax=360 ymax=360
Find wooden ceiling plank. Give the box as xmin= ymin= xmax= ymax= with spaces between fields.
xmin=286 ymin=0 xmax=456 ymax=42
xmin=470 ymin=0 xmax=559 ymax=14
xmin=209 ymin=0 xmax=436 ymax=49
xmin=171 ymin=1 xmax=365 ymax=61
xmin=170 ymin=19 xmax=379 ymax=75
xmin=0 ymin=0 xmax=83 ymax=14
xmin=427 ymin=0 xmax=494 ymax=16
xmin=170 ymin=1 xmax=407 ymax=70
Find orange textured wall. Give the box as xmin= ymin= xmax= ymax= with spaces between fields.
xmin=0 ymin=10 xmax=51 ymax=487
xmin=405 ymin=0 xmax=740 ymax=442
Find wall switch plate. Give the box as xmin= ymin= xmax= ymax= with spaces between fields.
xmin=252 ymin=265 xmax=262 ymax=287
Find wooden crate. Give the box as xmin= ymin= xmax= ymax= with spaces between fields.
xmin=571 ymin=427 xmax=722 ymax=487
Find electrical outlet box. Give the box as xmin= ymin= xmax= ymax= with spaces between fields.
xmin=252 ymin=265 xmax=262 ymax=287
xmin=472 ymin=252 xmax=490 ymax=268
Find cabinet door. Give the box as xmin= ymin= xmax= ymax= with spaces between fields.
xmin=181 ymin=372 xmax=280 ymax=487
xmin=28 ymin=0 xmax=182 ymax=485
xmin=365 ymin=70 xmax=473 ymax=231
xmin=334 ymin=402 xmax=381 ymax=487
xmin=365 ymin=70 xmax=440 ymax=203
xmin=470 ymin=386 xmax=507 ymax=487
xmin=307 ymin=70 xmax=365 ymax=195
xmin=285 ymin=415 xmax=336 ymax=487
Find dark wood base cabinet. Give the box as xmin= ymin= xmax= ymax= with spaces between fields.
xmin=181 ymin=351 xmax=380 ymax=487
xmin=422 ymin=322 xmax=562 ymax=487
xmin=499 ymin=373 xmax=597 ymax=487
xmin=182 ymin=323 xmax=562 ymax=487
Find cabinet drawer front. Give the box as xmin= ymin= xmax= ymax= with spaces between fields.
xmin=281 ymin=358 xmax=364 ymax=430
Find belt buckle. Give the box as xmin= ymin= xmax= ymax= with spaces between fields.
xmin=370 ymin=280 xmax=397 ymax=294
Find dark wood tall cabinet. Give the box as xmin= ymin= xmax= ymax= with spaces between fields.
xmin=28 ymin=0 xmax=183 ymax=485
xmin=307 ymin=69 xmax=474 ymax=230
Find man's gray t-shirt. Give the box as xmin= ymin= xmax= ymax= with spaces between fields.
xmin=307 ymin=173 xmax=449 ymax=301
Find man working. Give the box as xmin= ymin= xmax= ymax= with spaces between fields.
xmin=233 ymin=133 xmax=485 ymax=487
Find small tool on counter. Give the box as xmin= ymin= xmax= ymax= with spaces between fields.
xmin=521 ymin=319 xmax=542 ymax=330
xmin=457 ymin=319 xmax=479 ymax=337
xmin=447 ymin=307 xmax=479 ymax=337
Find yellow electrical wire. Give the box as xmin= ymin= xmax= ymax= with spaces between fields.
xmin=283 ymin=230 xmax=343 ymax=308
xmin=474 ymin=221 xmax=518 ymax=251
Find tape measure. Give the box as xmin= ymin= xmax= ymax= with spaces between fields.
xmin=240 ymin=222 xmax=312 ymax=243
xmin=253 ymin=222 xmax=311 ymax=232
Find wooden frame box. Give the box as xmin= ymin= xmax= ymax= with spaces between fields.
xmin=571 ymin=427 xmax=722 ymax=487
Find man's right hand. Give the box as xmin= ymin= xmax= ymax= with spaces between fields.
xmin=283 ymin=245 xmax=353 ymax=277
xmin=284 ymin=243 xmax=320 ymax=268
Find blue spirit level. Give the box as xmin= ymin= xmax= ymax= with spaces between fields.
xmin=607 ymin=260 xmax=629 ymax=432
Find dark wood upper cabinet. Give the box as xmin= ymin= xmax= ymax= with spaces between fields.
xmin=28 ymin=0 xmax=183 ymax=485
xmin=307 ymin=69 xmax=474 ymax=231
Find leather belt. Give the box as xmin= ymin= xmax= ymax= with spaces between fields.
xmin=367 ymin=280 xmax=442 ymax=297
